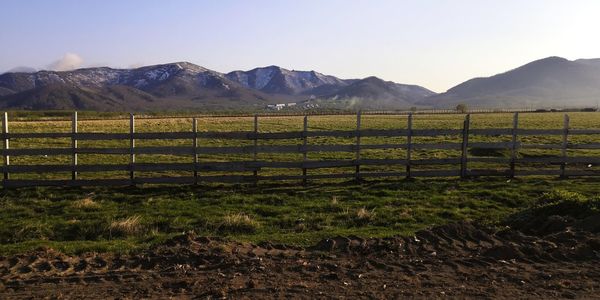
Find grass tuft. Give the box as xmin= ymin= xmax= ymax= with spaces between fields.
xmin=219 ymin=213 xmax=260 ymax=234
xmin=71 ymin=197 xmax=101 ymax=210
xmin=356 ymin=207 xmax=375 ymax=221
xmin=109 ymin=215 xmax=144 ymax=238
xmin=331 ymin=196 xmax=339 ymax=205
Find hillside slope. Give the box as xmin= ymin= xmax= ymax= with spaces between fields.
xmin=420 ymin=57 xmax=600 ymax=108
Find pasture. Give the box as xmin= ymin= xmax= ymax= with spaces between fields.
xmin=0 ymin=111 xmax=599 ymax=254
xmin=3 ymin=111 xmax=600 ymax=183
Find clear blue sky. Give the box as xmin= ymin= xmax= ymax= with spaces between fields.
xmin=1 ymin=0 xmax=599 ymax=92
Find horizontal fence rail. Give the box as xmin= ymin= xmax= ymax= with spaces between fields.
xmin=1 ymin=111 xmax=600 ymax=187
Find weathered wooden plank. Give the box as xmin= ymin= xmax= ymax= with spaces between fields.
xmin=359 ymin=129 xmax=409 ymax=137
xmin=0 ymin=142 xmax=490 ymax=157
xmin=3 ymin=148 xmax=73 ymax=156
xmin=510 ymin=112 xmax=519 ymax=178
xmin=411 ymin=158 xmax=461 ymax=165
xmin=72 ymin=112 xmax=78 ymax=180
xmin=306 ymin=145 xmax=356 ymax=152
xmin=355 ymin=111 xmax=361 ymax=181
xmin=564 ymin=170 xmax=600 ymax=176
xmin=2 ymin=179 xmax=132 ymax=187
xmin=0 ymin=158 xmax=471 ymax=174
xmin=460 ymin=114 xmax=470 ymax=178
xmin=468 ymin=169 xmax=511 ymax=177
xmin=569 ymin=129 xmax=600 ymax=135
xmin=253 ymin=115 xmax=259 ymax=184
xmin=411 ymin=129 xmax=462 ymax=136
xmin=517 ymin=129 xmax=564 ymax=135
xmin=129 ymin=114 xmax=135 ymax=183
xmin=516 ymin=157 xmax=561 ymax=163
xmin=406 ymin=114 xmax=413 ymax=178
xmin=520 ymin=144 xmax=562 ymax=149
xmin=306 ymin=130 xmax=355 ymax=138
xmin=469 ymin=128 xmax=513 ymax=136
xmin=469 ymin=142 xmax=515 ymax=149
xmin=8 ymin=127 xmax=580 ymax=142
xmin=360 ymin=171 xmax=406 ymax=178
xmin=193 ymin=118 xmax=198 ymax=184
xmin=198 ymin=175 xmax=255 ymax=183
xmin=411 ymin=170 xmax=461 ymax=177
xmin=359 ymin=159 xmax=405 ymax=166
xmin=468 ymin=157 xmax=510 ymax=163
xmin=196 ymin=162 xmax=257 ymax=172
xmin=516 ymin=169 xmax=562 ymax=176
xmin=2 ymin=112 xmax=8 ymax=182
xmin=287 ymin=173 xmax=355 ymax=180
xmin=2 ymin=164 xmax=78 ymax=173
xmin=564 ymin=157 xmax=600 ymax=164
xmin=567 ymin=143 xmax=600 ymax=149
xmin=560 ymin=114 xmax=569 ymax=178
xmin=302 ymin=115 xmax=308 ymax=184
xmin=6 ymin=132 xmax=73 ymax=139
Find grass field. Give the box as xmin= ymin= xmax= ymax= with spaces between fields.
xmin=6 ymin=112 xmax=600 ymax=179
xmin=1 ymin=111 xmax=599 ymax=254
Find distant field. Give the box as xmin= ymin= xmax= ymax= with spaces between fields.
xmin=4 ymin=112 xmax=600 ymax=180
xmin=0 ymin=111 xmax=599 ymax=254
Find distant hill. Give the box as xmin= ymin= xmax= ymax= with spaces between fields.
xmin=419 ymin=57 xmax=600 ymax=108
xmin=225 ymin=66 xmax=434 ymax=109
xmin=225 ymin=66 xmax=350 ymax=96
xmin=314 ymin=76 xmax=435 ymax=109
xmin=0 ymin=62 xmax=433 ymax=111
xmin=0 ymin=62 xmax=280 ymax=111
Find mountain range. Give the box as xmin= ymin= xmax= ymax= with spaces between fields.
xmin=420 ymin=57 xmax=600 ymax=108
xmin=0 ymin=63 xmax=433 ymax=111
xmin=1 ymin=56 xmax=600 ymax=111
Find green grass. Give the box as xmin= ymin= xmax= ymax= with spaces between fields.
xmin=0 ymin=177 xmax=598 ymax=255
xmin=0 ymin=111 xmax=599 ymax=254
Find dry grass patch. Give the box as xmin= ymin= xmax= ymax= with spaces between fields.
xmin=109 ymin=215 xmax=144 ymax=237
xmin=331 ymin=196 xmax=339 ymax=205
xmin=357 ymin=207 xmax=374 ymax=220
xmin=71 ymin=198 xmax=101 ymax=210
xmin=219 ymin=213 xmax=260 ymax=234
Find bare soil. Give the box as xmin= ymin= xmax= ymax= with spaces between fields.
xmin=1 ymin=221 xmax=599 ymax=299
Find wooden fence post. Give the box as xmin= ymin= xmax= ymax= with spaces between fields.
xmin=253 ymin=114 xmax=258 ymax=185
xmin=193 ymin=118 xmax=198 ymax=185
xmin=71 ymin=111 xmax=78 ymax=180
xmin=460 ymin=114 xmax=470 ymax=178
xmin=355 ymin=110 xmax=362 ymax=181
xmin=406 ymin=113 xmax=413 ymax=178
xmin=129 ymin=113 xmax=135 ymax=185
xmin=560 ymin=114 xmax=570 ymax=178
xmin=2 ymin=112 xmax=9 ymax=183
xmin=509 ymin=112 xmax=519 ymax=178
xmin=302 ymin=115 xmax=308 ymax=185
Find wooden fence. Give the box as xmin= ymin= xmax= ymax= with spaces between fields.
xmin=1 ymin=112 xmax=600 ymax=187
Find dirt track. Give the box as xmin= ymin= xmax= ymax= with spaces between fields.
xmin=1 ymin=222 xmax=599 ymax=299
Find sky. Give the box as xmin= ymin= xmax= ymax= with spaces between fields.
xmin=1 ymin=0 xmax=600 ymax=92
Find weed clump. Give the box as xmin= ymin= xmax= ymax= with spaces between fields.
xmin=72 ymin=198 xmax=101 ymax=210
xmin=356 ymin=207 xmax=374 ymax=221
xmin=504 ymin=189 xmax=600 ymax=234
xmin=218 ymin=213 xmax=260 ymax=234
xmin=109 ymin=215 xmax=144 ymax=238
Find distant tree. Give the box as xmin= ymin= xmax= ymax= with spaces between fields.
xmin=410 ymin=106 xmax=418 ymax=112
xmin=456 ymin=103 xmax=468 ymax=113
